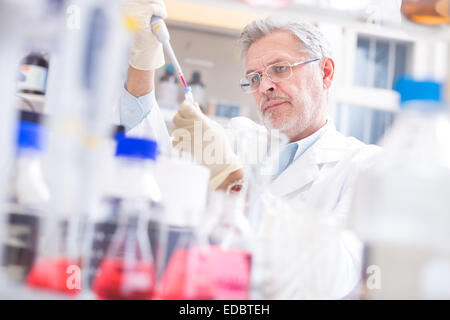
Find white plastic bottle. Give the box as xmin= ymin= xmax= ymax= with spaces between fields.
xmin=351 ymin=78 xmax=450 ymax=299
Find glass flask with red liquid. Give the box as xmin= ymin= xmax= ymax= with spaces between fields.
xmin=155 ymin=244 xmax=252 ymax=300
xmin=92 ymin=202 xmax=156 ymax=300
xmin=26 ymin=216 xmax=82 ymax=295
xmin=154 ymin=193 xmax=253 ymax=300
xmin=26 ymin=256 xmax=81 ymax=295
xmin=155 ymin=245 xmax=215 ymax=300
xmin=92 ymin=137 xmax=160 ymax=300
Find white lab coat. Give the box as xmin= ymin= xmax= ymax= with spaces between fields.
xmin=271 ymin=121 xmax=381 ymax=213
xmin=117 ymin=95 xmax=382 ymax=299
xmin=267 ymin=121 xmax=382 ymax=299
xmin=226 ymin=116 xmax=382 ymax=299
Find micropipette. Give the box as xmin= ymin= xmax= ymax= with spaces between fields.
xmin=150 ymin=16 xmax=194 ymax=104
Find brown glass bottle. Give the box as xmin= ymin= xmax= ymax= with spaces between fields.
xmin=401 ymin=0 xmax=450 ymax=26
xmin=18 ymin=52 xmax=49 ymax=95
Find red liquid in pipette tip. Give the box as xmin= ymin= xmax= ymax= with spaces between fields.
xmin=93 ymin=258 xmax=155 ymax=300
xmin=179 ymin=73 xmax=187 ymax=88
xmin=26 ymin=257 xmax=81 ymax=295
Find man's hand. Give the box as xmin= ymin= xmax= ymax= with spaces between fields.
xmin=122 ymin=0 xmax=167 ymax=71
xmin=172 ymin=101 xmax=244 ymax=190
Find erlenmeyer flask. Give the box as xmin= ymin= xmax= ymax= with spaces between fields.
xmin=92 ymin=199 xmax=155 ymax=300
xmin=155 ymin=242 xmax=215 ymax=300
xmin=26 ymin=215 xmax=82 ymax=295
xmin=155 ymin=190 xmax=254 ymax=300
xmin=154 ymin=206 xmax=215 ymax=300
xmin=91 ymin=136 xmax=160 ymax=300
xmin=207 ymin=192 xmax=253 ymax=300
xmin=151 ymin=150 xmax=209 ymax=284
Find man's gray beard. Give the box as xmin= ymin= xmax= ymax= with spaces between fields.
xmin=260 ymin=109 xmax=311 ymax=139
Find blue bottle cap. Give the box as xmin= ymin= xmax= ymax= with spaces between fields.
xmin=113 ymin=125 xmax=126 ymax=141
xmin=395 ymin=77 xmax=442 ymax=107
xmin=115 ymin=137 xmax=158 ymax=160
xmin=17 ymin=121 xmax=46 ymax=151
xmin=165 ymin=64 xmax=175 ymax=74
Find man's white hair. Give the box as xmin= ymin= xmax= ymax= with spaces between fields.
xmin=239 ymin=16 xmax=331 ymax=61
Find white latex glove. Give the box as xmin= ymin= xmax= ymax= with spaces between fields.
xmin=172 ymin=101 xmax=243 ymax=190
xmin=121 ymin=0 xmax=167 ymax=70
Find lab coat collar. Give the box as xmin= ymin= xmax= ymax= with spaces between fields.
xmin=270 ymin=120 xmax=354 ymax=197
xmin=312 ymin=120 xmax=356 ymax=164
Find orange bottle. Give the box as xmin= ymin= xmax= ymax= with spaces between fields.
xmin=401 ymin=0 xmax=450 ymax=26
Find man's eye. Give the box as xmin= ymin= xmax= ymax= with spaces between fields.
xmin=275 ymin=65 xmax=288 ymax=73
xmin=250 ymin=74 xmax=260 ymax=84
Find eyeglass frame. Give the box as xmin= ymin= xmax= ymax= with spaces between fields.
xmin=239 ymin=58 xmax=321 ymax=93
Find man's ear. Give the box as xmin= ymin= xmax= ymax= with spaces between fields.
xmin=322 ymin=57 xmax=335 ymax=90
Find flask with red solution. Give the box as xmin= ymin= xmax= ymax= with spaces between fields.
xmin=92 ymin=137 xmax=160 ymax=300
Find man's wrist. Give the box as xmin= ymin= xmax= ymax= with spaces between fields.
xmin=126 ymin=66 xmax=155 ymax=98
xmin=216 ymin=169 xmax=245 ymax=192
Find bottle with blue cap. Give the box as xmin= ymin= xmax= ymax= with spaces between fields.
xmin=2 ymin=120 xmax=50 ymax=283
xmin=350 ymin=77 xmax=450 ymax=299
xmin=91 ymin=136 xmax=161 ymax=300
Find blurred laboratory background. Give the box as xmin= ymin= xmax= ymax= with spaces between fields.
xmin=0 ymin=0 xmax=449 ymax=301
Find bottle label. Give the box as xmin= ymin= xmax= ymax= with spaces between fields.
xmin=17 ymin=65 xmax=48 ymax=93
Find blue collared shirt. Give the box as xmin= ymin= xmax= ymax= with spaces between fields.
xmin=273 ymin=121 xmax=330 ymax=180
xmin=119 ymin=87 xmax=155 ymax=132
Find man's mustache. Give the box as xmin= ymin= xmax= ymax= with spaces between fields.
xmin=259 ymin=94 xmax=291 ymax=111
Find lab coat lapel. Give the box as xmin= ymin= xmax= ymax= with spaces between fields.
xmin=269 ymin=125 xmax=352 ymax=197
xmin=270 ymin=145 xmax=319 ymax=197
xmin=312 ymin=126 xmax=355 ymax=164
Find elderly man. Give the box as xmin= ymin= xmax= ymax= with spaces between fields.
xmin=118 ymin=0 xmax=381 ymax=298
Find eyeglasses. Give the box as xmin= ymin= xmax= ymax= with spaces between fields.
xmin=239 ymin=58 xmax=320 ymax=93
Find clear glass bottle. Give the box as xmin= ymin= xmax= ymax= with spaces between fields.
xmin=351 ymin=78 xmax=450 ymax=299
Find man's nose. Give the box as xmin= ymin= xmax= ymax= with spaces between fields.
xmin=258 ymin=73 xmax=275 ymax=94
